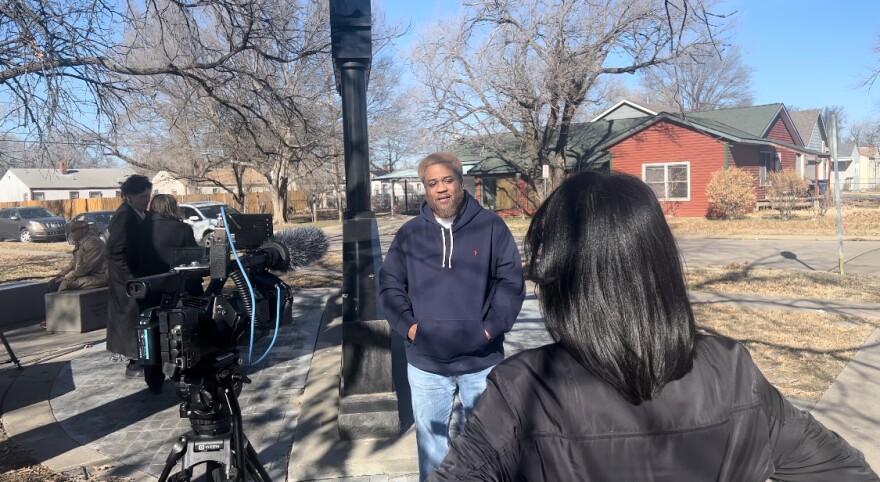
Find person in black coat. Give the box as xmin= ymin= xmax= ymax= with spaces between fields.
xmin=429 ymin=171 xmax=877 ymax=481
xmin=106 ymin=175 xmax=152 ymax=378
xmin=133 ymin=194 xmax=201 ymax=393
xmin=134 ymin=194 xmax=200 ymax=277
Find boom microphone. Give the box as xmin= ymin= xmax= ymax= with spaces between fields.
xmin=268 ymin=227 xmax=329 ymax=271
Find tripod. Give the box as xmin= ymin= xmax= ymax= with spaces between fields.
xmin=158 ymin=365 xmax=271 ymax=482
xmin=0 ymin=329 xmax=22 ymax=369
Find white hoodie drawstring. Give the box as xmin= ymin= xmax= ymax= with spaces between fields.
xmin=440 ymin=226 xmax=454 ymax=269
xmin=448 ymin=227 xmax=454 ymax=269
xmin=441 ymin=227 xmax=447 ymax=268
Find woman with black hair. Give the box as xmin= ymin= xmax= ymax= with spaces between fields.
xmin=133 ymin=194 xmax=201 ymax=393
xmin=429 ymin=171 xmax=876 ymax=481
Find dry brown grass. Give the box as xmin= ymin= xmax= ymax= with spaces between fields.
xmin=504 ymin=203 xmax=880 ymax=238
xmin=686 ymin=264 xmax=880 ymax=303
xmin=280 ymin=252 xmax=343 ymax=289
xmin=0 ymin=254 xmax=69 ymax=284
xmin=695 ymin=305 xmax=874 ymax=401
xmin=668 ymin=206 xmax=880 ymax=238
xmin=0 ymin=241 xmax=72 ymax=253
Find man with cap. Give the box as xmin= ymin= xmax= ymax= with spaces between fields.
xmin=48 ymin=220 xmax=108 ymax=292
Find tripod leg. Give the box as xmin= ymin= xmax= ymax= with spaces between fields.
xmin=158 ymin=435 xmax=189 ymax=482
xmin=244 ymin=442 xmax=272 ymax=482
xmin=0 ymin=330 xmax=21 ymax=370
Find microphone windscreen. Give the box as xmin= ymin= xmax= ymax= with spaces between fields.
xmin=272 ymin=227 xmax=329 ymax=270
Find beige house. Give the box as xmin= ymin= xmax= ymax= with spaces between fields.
xmin=855 ymin=146 xmax=880 ymax=190
xmin=152 ymin=168 xmax=273 ymax=195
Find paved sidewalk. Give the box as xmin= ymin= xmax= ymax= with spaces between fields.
xmin=2 ymin=287 xmax=335 ymax=480
xmin=4 ymin=286 xmax=880 ymax=479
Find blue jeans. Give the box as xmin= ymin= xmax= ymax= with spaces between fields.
xmin=407 ymin=364 xmax=493 ymax=481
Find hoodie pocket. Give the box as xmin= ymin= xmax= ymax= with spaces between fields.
xmin=410 ymin=318 xmax=488 ymax=360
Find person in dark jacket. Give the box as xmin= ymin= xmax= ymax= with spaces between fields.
xmin=133 ymin=194 xmax=201 ymax=393
xmin=429 ymin=171 xmax=877 ymax=481
xmin=380 ymin=152 xmax=525 ymax=481
xmin=134 ymin=194 xmax=200 ymax=278
xmin=106 ymin=174 xmax=152 ymax=378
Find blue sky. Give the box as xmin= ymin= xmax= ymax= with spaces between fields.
xmin=377 ymin=0 xmax=880 ymax=127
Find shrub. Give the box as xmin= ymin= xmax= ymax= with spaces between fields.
xmin=766 ymin=170 xmax=811 ymax=219
xmin=706 ymin=168 xmax=756 ymax=219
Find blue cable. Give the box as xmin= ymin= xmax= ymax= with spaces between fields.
xmin=221 ymin=206 xmax=258 ymax=364
xmin=253 ymin=284 xmax=282 ymax=365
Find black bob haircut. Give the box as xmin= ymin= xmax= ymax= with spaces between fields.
xmin=524 ymin=170 xmax=695 ymax=405
xmin=120 ymin=174 xmax=152 ymax=196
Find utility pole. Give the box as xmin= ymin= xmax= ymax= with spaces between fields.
xmin=829 ymin=113 xmax=845 ymax=275
xmin=330 ymin=0 xmax=398 ymax=440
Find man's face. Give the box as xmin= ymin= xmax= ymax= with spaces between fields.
xmin=424 ymin=163 xmax=464 ymax=219
xmin=127 ymin=189 xmax=151 ymax=212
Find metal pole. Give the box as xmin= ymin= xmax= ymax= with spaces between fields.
xmin=331 ymin=0 xmax=397 ymax=440
xmin=830 ymin=113 xmax=844 ymax=275
xmin=1 ymin=330 xmax=22 ymax=369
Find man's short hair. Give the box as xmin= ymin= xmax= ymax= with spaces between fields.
xmin=417 ymin=152 xmax=463 ymax=183
xmin=120 ymin=174 xmax=152 ymax=196
xmin=66 ymin=220 xmax=89 ymax=233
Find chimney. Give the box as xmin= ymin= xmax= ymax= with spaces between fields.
xmin=59 ymin=161 xmax=68 ymax=174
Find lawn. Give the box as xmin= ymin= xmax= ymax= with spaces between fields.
xmin=686 ymin=264 xmax=880 ymax=304
xmin=668 ymin=206 xmax=880 ymax=238
xmin=694 ymin=304 xmax=873 ymax=401
xmin=503 ymin=205 xmax=880 ymax=238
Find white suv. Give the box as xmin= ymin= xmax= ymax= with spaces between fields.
xmin=179 ymin=201 xmax=241 ymax=246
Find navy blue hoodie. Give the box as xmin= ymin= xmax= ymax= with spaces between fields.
xmin=380 ymin=191 xmax=525 ymax=375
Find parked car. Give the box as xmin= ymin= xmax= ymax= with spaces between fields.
xmin=179 ymin=201 xmax=242 ymax=246
xmin=68 ymin=210 xmax=114 ymax=243
xmin=0 ymin=207 xmax=67 ymax=243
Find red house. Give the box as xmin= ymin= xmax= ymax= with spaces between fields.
xmin=463 ymin=102 xmax=829 ymax=217
xmin=599 ymin=104 xmax=829 ymax=217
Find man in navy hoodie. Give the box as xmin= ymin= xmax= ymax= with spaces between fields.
xmin=380 ymin=152 xmax=525 ymax=480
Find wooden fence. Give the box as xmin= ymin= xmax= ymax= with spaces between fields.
xmin=0 ymin=190 xmax=309 ymax=220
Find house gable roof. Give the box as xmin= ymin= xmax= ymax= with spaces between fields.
xmin=590 ymin=99 xmax=677 ymax=122
xmin=465 ymin=118 xmax=650 ymax=176
xmin=789 ymin=109 xmax=823 ymax=143
xmin=9 ymin=168 xmax=136 ymax=189
xmin=685 ymin=103 xmax=800 ymax=141
xmin=596 ymin=112 xmax=826 ymax=160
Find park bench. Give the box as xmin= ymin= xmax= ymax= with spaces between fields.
xmin=0 ymin=281 xmax=48 ymax=328
xmin=44 ymin=287 xmax=109 ymax=333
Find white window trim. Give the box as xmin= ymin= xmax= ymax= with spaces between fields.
xmin=642 ymin=162 xmax=691 ymax=201
xmin=759 ymin=151 xmax=780 ymax=187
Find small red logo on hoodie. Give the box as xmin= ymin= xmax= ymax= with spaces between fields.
xmin=474 ymin=249 xmax=478 ymax=256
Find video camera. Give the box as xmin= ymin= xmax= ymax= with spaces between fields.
xmin=126 ymin=212 xmax=328 ymax=481
xmin=128 ymin=212 xmax=327 ymax=382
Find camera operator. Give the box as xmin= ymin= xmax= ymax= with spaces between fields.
xmin=133 ymin=194 xmax=202 ymax=393
xmin=107 ymin=174 xmax=151 ymax=379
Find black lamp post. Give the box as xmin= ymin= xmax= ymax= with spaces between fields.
xmin=330 ymin=0 xmax=399 ymax=440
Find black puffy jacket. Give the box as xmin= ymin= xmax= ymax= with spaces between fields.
xmin=429 ymin=335 xmax=877 ymax=481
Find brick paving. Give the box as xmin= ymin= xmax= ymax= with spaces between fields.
xmin=48 ymin=287 xmax=336 ymax=480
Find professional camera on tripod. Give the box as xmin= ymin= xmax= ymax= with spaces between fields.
xmin=126 ymin=211 xmax=328 ymax=482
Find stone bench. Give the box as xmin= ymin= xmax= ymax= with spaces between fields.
xmin=44 ymin=287 xmax=109 ymax=333
xmin=0 ymin=281 xmax=48 ymax=328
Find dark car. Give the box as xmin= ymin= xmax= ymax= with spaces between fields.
xmin=68 ymin=210 xmax=114 ymax=243
xmin=0 ymin=207 xmax=67 ymax=242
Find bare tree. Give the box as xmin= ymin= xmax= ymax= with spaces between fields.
xmin=850 ymin=119 xmax=880 ymax=146
xmin=411 ymin=0 xmax=730 ymax=196
xmin=864 ymin=32 xmax=880 ymax=88
xmin=639 ymin=44 xmax=753 ymax=111
xmin=1 ymin=0 xmax=333 ymax=178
